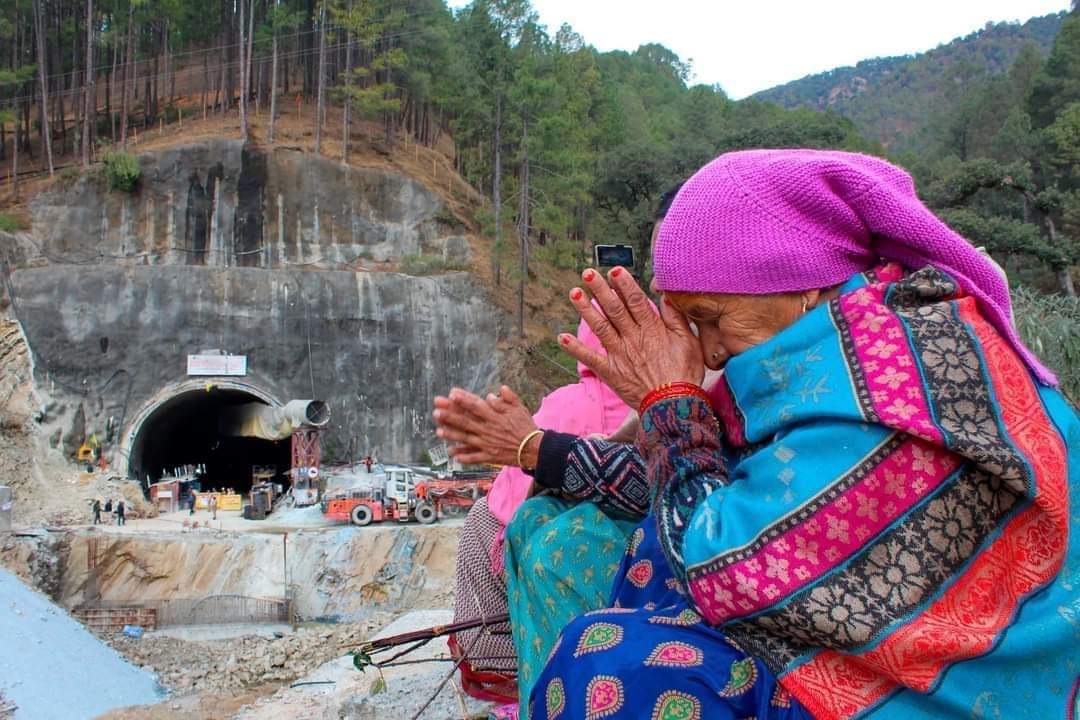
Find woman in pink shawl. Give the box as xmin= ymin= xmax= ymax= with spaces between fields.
xmin=450 ymin=317 xmax=631 ymax=704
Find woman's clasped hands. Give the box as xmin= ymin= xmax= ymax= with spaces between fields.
xmin=433 ymin=385 xmax=540 ymax=467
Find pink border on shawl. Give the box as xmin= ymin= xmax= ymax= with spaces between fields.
xmin=836 ymin=282 xmax=943 ymax=445
xmin=690 ymin=436 xmax=961 ymax=624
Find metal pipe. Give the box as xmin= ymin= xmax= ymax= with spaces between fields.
xmin=220 ymin=400 xmax=330 ymax=441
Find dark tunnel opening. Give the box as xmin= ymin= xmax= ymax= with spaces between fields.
xmin=129 ymin=389 xmax=291 ymax=497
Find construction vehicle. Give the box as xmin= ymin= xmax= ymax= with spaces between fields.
xmin=244 ymin=466 xmax=281 ymax=520
xmin=321 ymin=468 xmax=494 ymax=526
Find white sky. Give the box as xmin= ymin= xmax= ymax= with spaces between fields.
xmin=448 ymin=1 xmax=1071 ymax=99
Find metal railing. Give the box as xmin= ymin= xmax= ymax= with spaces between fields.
xmin=76 ymin=594 xmax=291 ymax=629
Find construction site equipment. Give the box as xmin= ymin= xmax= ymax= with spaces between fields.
xmin=219 ymin=398 xmax=329 ymax=507
xmin=148 ymin=474 xmax=201 ymax=514
xmin=219 ymin=400 xmax=330 ymax=441
xmin=73 ymin=606 xmax=158 ymax=634
xmin=244 ymin=465 xmax=281 ymax=520
xmin=321 ymin=469 xmax=493 ymax=526
xmin=291 ymin=428 xmax=322 ymax=507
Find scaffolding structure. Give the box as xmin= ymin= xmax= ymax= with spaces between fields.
xmin=290 ymin=427 xmax=322 ymax=505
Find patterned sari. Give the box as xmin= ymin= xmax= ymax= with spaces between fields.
xmin=504 ymin=496 xmax=640 ymax=720
xmin=536 ymin=263 xmax=1080 ymax=719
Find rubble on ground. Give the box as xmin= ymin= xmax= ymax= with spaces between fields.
xmin=236 ymin=610 xmax=494 ymax=720
xmin=110 ymin=616 xmax=395 ymax=693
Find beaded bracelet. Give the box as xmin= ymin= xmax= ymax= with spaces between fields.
xmin=639 ymin=382 xmax=709 ymax=416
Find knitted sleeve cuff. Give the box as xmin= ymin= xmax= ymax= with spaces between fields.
xmin=531 ymin=431 xmax=579 ymax=490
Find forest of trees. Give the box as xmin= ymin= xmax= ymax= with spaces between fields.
xmin=0 ymin=0 xmax=878 ymax=327
xmin=0 ymin=1 xmax=1078 ymax=347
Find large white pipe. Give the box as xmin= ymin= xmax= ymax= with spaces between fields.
xmin=220 ymin=400 xmax=330 ymax=440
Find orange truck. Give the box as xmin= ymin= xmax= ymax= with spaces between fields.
xmin=321 ymin=468 xmax=493 ymax=526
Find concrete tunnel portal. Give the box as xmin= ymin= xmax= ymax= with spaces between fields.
xmin=127 ymin=388 xmax=293 ymax=496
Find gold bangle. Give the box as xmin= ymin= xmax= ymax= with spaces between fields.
xmin=516 ymin=429 xmax=545 ymax=471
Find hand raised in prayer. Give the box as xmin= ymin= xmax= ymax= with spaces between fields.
xmin=561 ymin=267 xmax=704 ymax=409
xmin=432 ymin=386 xmax=540 ymax=467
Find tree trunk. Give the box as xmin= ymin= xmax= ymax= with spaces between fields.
xmin=268 ymin=22 xmax=279 ymax=142
xmin=314 ymin=1 xmax=326 ymax=155
xmin=239 ymin=0 xmax=248 ymax=136
xmin=23 ymin=101 xmax=33 ymax=160
xmin=382 ymin=43 xmax=393 ymax=146
xmin=217 ymin=42 xmax=226 ymax=115
xmin=149 ymin=44 xmax=157 ymax=127
xmin=82 ymin=0 xmax=94 ymax=165
xmin=11 ymin=108 xmax=19 ymax=200
xmin=342 ymin=10 xmax=352 ymax=165
xmin=246 ymin=0 xmax=255 ymax=109
xmin=201 ymin=50 xmax=209 ymax=119
xmin=55 ymin=6 xmax=68 ymax=157
xmin=492 ymin=94 xmax=503 ymax=286
xmin=1057 ymin=267 xmax=1076 ymax=297
xmin=108 ymin=30 xmax=118 ymax=141
xmin=119 ymin=0 xmax=134 ymax=146
xmin=165 ymin=21 xmax=173 ymax=103
xmin=255 ymin=59 xmax=263 ymax=116
xmin=33 ymin=0 xmax=54 ymax=175
xmin=1047 ymin=218 xmax=1077 ymax=297
xmin=517 ymin=117 xmax=530 ymax=339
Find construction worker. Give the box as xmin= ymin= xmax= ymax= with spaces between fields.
xmin=209 ymin=494 xmax=218 ymax=520
xmin=92 ymin=499 xmax=102 ymax=525
xmin=363 ymin=455 xmax=374 ymax=473
xmin=115 ymin=499 xmax=126 ymax=526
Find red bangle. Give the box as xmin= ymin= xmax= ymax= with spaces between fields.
xmin=639 ymin=382 xmax=709 ymax=416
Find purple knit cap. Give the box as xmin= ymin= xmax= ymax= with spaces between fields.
xmin=654 ymin=149 xmax=1057 ymax=386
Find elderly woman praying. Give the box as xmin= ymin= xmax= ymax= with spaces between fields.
xmin=436 ymin=149 xmax=1080 ymax=720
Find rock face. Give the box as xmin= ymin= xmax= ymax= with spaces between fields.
xmin=52 ymin=524 xmax=459 ymax=622
xmin=2 ymin=140 xmax=505 ymax=475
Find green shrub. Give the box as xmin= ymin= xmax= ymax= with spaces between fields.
xmin=433 ymin=205 xmax=464 ymax=230
xmin=399 ymin=254 xmax=468 ymax=276
xmin=0 ymin=213 xmax=28 ymax=232
xmin=1013 ymin=286 xmax=1080 ymax=403
xmin=103 ymin=151 xmax=141 ymax=192
xmin=57 ymin=166 xmax=82 ymax=184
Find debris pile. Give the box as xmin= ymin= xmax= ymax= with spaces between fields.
xmin=235 ymin=610 xmax=495 ymax=720
xmin=111 ymin=617 xmax=395 ymax=692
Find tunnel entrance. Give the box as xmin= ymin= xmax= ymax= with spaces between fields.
xmin=128 ymin=388 xmax=292 ymax=497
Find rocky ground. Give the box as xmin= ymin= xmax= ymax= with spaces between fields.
xmin=108 ymin=616 xmax=397 ymax=693
xmin=236 ymin=610 xmax=494 ymax=720
xmin=96 ymin=610 xmax=496 ymax=720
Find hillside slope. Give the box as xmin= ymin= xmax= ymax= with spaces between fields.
xmin=753 ymin=13 xmax=1064 ymax=149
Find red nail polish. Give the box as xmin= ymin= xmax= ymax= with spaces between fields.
xmin=610 ymin=267 xmax=622 ymax=278
xmin=583 ymin=270 xmax=595 ymax=282
xmin=663 ymin=297 xmax=673 ymax=306
xmin=570 ymin=288 xmax=584 ymax=301
xmin=559 ymin=335 xmax=571 ymax=346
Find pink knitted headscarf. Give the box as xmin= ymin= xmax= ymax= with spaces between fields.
xmin=653 ymin=149 xmax=1057 ymax=386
